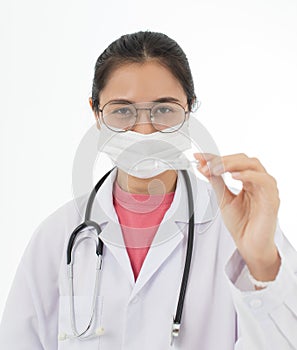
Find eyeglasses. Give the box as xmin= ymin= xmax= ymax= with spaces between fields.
xmin=98 ymin=101 xmax=189 ymax=133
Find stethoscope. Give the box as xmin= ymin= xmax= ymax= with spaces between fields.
xmin=63 ymin=166 xmax=194 ymax=345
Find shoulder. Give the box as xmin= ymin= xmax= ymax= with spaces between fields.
xmin=22 ymin=194 xmax=89 ymax=267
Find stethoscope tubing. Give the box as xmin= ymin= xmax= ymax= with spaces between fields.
xmin=173 ymin=169 xmax=194 ymax=329
xmin=66 ymin=167 xmax=195 ymax=342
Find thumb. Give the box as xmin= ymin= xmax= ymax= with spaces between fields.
xmin=194 ymin=153 xmax=234 ymax=209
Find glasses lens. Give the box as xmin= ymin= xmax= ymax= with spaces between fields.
xmin=151 ymin=102 xmax=185 ymax=132
xmin=102 ymin=103 xmax=137 ymax=131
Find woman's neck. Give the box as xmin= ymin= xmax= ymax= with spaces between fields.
xmin=116 ymin=169 xmax=178 ymax=194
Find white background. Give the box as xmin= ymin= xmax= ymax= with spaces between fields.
xmin=0 ymin=0 xmax=296 ymax=319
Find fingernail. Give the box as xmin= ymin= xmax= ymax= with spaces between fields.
xmin=193 ymin=153 xmax=201 ymax=159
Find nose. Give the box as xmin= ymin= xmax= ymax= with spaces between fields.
xmin=131 ymin=108 xmax=157 ymax=134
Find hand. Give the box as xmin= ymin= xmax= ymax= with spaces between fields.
xmin=194 ymin=153 xmax=281 ymax=282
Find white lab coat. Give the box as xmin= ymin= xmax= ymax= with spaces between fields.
xmin=1 ymin=168 xmax=297 ymax=350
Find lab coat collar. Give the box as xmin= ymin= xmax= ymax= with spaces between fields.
xmin=85 ymin=167 xmax=217 ymax=290
xmin=89 ymin=167 xmax=217 ymax=228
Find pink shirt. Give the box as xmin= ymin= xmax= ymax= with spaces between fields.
xmin=112 ymin=181 xmax=175 ymax=281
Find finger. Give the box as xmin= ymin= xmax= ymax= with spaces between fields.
xmin=194 ymin=157 xmax=236 ymax=209
xmin=213 ymin=154 xmax=266 ymax=174
xmin=194 ymin=153 xmax=267 ymax=176
xmin=193 ymin=153 xmax=221 ymax=177
xmin=193 ymin=152 xmax=217 ymax=165
xmin=232 ymin=170 xmax=280 ymax=208
xmin=232 ymin=170 xmax=278 ymax=192
xmin=207 ymin=173 xmax=236 ymax=209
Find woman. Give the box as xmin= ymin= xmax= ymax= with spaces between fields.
xmin=1 ymin=31 xmax=297 ymax=350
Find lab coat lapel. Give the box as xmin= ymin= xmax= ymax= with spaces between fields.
xmin=130 ymin=169 xmax=216 ymax=298
xmin=101 ymin=221 xmax=136 ymax=287
xmin=129 ymin=220 xmax=184 ymax=299
xmin=89 ymin=167 xmax=217 ymax=296
xmin=89 ymin=168 xmax=135 ymax=286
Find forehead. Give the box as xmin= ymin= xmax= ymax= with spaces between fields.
xmin=100 ymin=60 xmax=187 ymax=104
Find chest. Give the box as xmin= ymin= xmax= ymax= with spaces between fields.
xmin=57 ymin=219 xmax=237 ymax=349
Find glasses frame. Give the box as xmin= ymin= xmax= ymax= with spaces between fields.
xmin=98 ymin=101 xmax=190 ymax=133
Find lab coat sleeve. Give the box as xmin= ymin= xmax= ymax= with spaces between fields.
xmin=225 ymin=224 xmax=297 ymax=350
xmin=0 ymin=263 xmax=45 ymax=349
xmin=0 ymin=200 xmax=74 ymax=350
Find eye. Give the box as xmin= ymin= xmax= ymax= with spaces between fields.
xmin=155 ymin=106 xmax=172 ymax=114
xmin=112 ymin=107 xmax=133 ymax=116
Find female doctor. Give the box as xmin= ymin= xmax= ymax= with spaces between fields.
xmin=1 ymin=31 xmax=297 ymax=350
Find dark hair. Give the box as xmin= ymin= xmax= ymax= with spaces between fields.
xmin=91 ymin=31 xmax=197 ymax=115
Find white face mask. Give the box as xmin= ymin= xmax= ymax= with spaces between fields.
xmin=97 ymin=122 xmax=194 ymax=178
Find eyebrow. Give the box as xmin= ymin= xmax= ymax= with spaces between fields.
xmin=106 ymin=97 xmax=182 ymax=104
